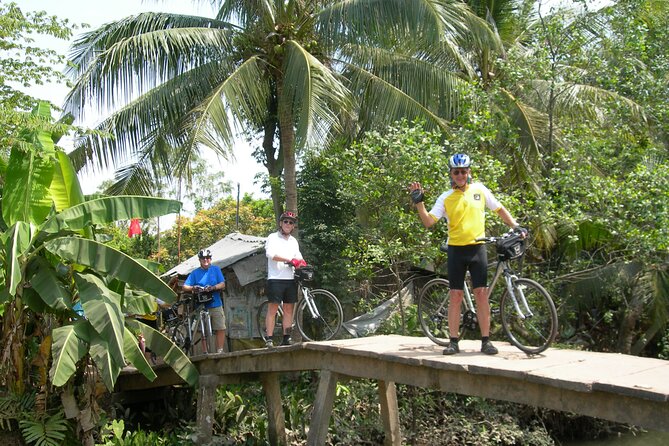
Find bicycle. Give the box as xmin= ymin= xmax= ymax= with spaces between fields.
xmin=257 ymin=265 xmax=343 ymax=343
xmin=417 ymin=231 xmax=558 ymax=355
xmin=162 ymin=286 xmax=214 ymax=355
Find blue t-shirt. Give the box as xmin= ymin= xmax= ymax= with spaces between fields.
xmin=184 ymin=265 xmax=225 ymax=308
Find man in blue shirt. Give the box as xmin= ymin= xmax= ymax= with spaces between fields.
xmin=182 ymin=249 xmax=227 ymax=353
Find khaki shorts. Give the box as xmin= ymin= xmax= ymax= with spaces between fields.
xmin=208 ymin=306 xmax=226 ymax=331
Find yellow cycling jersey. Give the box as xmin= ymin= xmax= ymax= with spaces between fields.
xmin=428 ymin=182 xmax=502 ymax=246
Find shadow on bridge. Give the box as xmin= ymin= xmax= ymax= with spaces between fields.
xmin=116 ymin=335 xmax=669 ymax=445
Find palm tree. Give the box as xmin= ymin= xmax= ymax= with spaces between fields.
xmin=63 ymin=0 xmax=499 ymax=217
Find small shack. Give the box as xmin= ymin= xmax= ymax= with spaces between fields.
xmin=162 ymin=232 xmax=267 ymax=349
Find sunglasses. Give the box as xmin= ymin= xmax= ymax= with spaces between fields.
xmin=200 ymin=256 xmax=212 ymax=260
xmin=282 ymin=220 xmax=295 ymax=225
xmin=451 ymin=169 xmax=469 ymax=176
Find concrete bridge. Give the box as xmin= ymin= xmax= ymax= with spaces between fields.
xmin=117 ymin=335 xmax=669 ymax=445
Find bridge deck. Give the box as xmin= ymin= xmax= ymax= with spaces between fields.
xmin=117 ymin=335 xmax=669 ymax=445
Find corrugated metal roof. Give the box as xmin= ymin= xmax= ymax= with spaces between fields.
xmin=162 ymin=232 xmax=266 ymax=277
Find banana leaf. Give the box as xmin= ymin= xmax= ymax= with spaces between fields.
xmin=44 ymin=237 xmax=176 ymax=303
xmin=74 ymin=272 xmax=126 ymax=368
xmin=122 ymin=325 xmax=157 ymax=382
xmin=90 ymin=338 xmax=121 ymax=391
xmin=41 ymin=196 xmax=181 ymax=234
xmin=50 ymin=150 xmax=86 ymax=213
xmin=124 ymin=290 xmax=158 ymax=317
xmin=28 ymin=257 xmax=72 ymax=311
xmin=3 ymin=221 xmax=34 ymax=296
xmin=2 ymin=102 xmax=56 ymax=226
xmin=50 ymin=322 xmax=91 ymax=387
xmin=126 ymin=319 xmax=199 ymax=387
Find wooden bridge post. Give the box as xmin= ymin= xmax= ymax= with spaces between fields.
xmin=195 ymin=375 xmax=219 ymax=445
xmin=378 ymin=380 xmax=401 ymax=446
xmin=307 ymin=369 xmax=339 ymax=446
xmin=260 ymin=372 xmax=287 ymax=446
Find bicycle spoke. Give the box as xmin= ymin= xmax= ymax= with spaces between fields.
xmin=256 ymin=301 xmax=284 ymax=342
xmin=297 ymin=289 xmax=342 ymax=342
xmin=501 ymin=278 xmax=557 ymax=354
xmin=418 ymin=279 xmax=455 ymax=346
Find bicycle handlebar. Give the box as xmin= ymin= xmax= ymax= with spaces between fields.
xmin=475 ymin=229 xmax=525 ymax=244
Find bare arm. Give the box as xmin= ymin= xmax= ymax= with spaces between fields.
xmin=496 ymin=206 xmax=519 ymax=229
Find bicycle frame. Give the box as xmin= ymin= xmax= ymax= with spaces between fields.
xmin=460 ymin=259 xmax=534 ymax=321
xmin=269 ymin=285 xmax=318 ymax=324
xmin=168 ymin=297 xmax=213 ymax=355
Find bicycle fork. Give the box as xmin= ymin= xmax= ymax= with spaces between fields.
xmin=301 ymin=288 xmax=321 ymax=319
xmin=504 ymin=274 xmax=533 ymax=318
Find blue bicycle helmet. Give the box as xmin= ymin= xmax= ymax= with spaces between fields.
xmin=448 ymin=153 xmax=471 ymax=169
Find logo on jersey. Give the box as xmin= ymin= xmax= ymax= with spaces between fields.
xmin=474 ymin=194 xmax=481 ymax=201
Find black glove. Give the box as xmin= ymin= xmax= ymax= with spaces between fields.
xmin=410 ymin=189 xmax=424 ymax=204
xmin=513 ymin=226 xmax=529 ymax=238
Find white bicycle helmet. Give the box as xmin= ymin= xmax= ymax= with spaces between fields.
xmin=448 ymin=153 xmax=471 ymax=169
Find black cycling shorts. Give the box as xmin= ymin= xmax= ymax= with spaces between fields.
xmin=447 ymin=244 xmax=488 ymax=290
xmin=266 ymin=279 xmax=298 ymax=304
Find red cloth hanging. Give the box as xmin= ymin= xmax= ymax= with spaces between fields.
xmin=128 ymin=218 xmax=142 ymax=237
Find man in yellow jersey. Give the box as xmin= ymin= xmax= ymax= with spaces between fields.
xmin=409 ymin=153 xmax=527 ymax=355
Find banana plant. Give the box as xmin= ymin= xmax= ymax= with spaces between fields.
xmin=0 ymin=101 xmax=198 ymax=398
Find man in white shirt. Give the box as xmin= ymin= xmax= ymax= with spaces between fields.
xmin=264 ymin=211 xmax=305 ymax=347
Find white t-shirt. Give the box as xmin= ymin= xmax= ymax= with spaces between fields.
xmin=265 ymin=231 xmax=303 ymax=280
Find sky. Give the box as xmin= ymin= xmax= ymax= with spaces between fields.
xmin=16 ymin=0 xmax=267 ymax=208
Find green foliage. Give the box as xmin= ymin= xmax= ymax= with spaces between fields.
xmin=97 ymin=419 xmax=181 ymax=446
xmin=0 ymin=102 xmax=198 ymax=446
xmin=377 ymin=304 xmax=423 ymax=338
xmin=0 ymin=2 xmax=80 ymax=150
xmin=157 ymin=195 xmax=274 ymax=266
xmin=19 ymin=411 xmax=69 ymax=446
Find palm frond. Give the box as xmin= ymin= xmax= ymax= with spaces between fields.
xmin=65 ymin=22 xmax=235 ymax=121
xmin=186 ymin=55 xmax=272 ymax=162
xmin=70 ymin=57 xmax=236 ymax=174
xmin=105 ymin=140 xmax=172 ymax=196
xmin=522 ymin=80 xmax=646 ymax=124
xmin=215 ymin=0 xmax=276 ymax=24
xmin=282 ymin=40 xmax=352 ymax=150
xmin=66 ymin=12 xmax=234 ymax=79
xmin=317 ymin=0 xmax=500 ymax=53
xmin=339 ymin=43 xmax=472 ymax=122
xmin=345 ymin=63 xmax=448 ymax=134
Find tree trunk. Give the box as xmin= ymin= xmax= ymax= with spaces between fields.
xmin=276 ymin=79 xmax=297 ymax=214
xmin=617 ymin=288 xmax=644 ymax=355
xmin=259 ymin=95 xmax=285 ymax=221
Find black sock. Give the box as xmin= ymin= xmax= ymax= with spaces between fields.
xmin=482 ymin=336 xmax=489 ymax=345
xmin=283 ymin=334 xmax=291 ymax=341
xmin=450 ymin=337 xmax=459 ymax=344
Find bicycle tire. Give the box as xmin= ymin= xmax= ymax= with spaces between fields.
xmin=256 ymin=300 xmax=284 ymax=342
xmin=500 ymin=278 xmax=557 ymax=354
xmin=296 ymin=289 xmax=342 ymax=342
xmin=417 ymin=278 xmax=459 ymax=346
xmin=171 ymin=319 xmax=192 ymax=356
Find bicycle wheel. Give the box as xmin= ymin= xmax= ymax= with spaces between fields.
xmin=256 ymin=300 xmax=284 ymax=342
xmin=171 ymin=319 xmax=192 ymax=356
xmin=296 ymin=289 xmax=343 ymax=342
xmin=500 ymin=278 xmax=557 ymax=354
xmin=418 ymin=278 xmax=455 ymax=346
